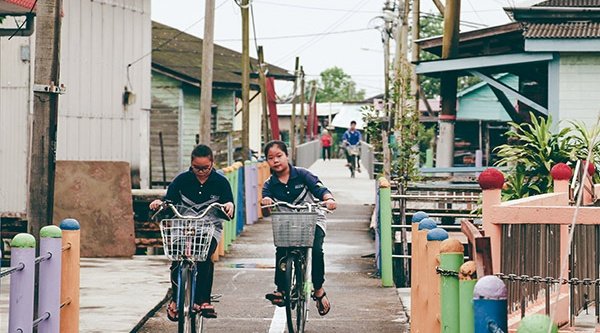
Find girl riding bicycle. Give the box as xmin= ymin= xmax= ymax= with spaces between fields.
xmin=149 ymin=144 xmax=234 ymax=321
xmin=261 ymin=140 xmax=336 ymax=316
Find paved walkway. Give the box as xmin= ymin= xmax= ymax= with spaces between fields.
xmin=0 ymin=158 xmax=409 ymax=332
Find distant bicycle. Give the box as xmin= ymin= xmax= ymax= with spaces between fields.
xmin=153 ymin=201 xmax=228 ymax=333
xmin=262 ymin=201 xmax=330 ymax=333
xmin=346 ymin=144 xmax=360 ymax=178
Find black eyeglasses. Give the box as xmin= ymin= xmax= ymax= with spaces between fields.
xmin=191 ymin=163 xmax=212 ymax=172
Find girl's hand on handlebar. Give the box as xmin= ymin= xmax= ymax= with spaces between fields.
xmin=223 ymin=202 xmax=234 ymax=218
xmin=149 ymin=199 xmax=163 ymax=210
xmin=324 ymin=198 xmax=336 ymax=211
xmin=261 ymin=197 xmax=274 ymax=206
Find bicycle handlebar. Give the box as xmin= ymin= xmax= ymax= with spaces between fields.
xmin=151 ymin=201 xmax=227 ymax=220
xmin=261 ymin=201 xmax=331 ymax=213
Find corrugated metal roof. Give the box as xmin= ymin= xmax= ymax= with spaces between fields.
xmin=524 ymin=21 xmax=600 ymax=38
xmin=533 ymin=0 xmax=600 ymax=7
xmin=152 ymin=21 xmax=293 ymax=87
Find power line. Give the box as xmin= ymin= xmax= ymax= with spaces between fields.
xmin=420 ymin=12 xmax=488 ymax=28
xmin=215 ymin=27 xmax=373 ymax=42
xmin=273 ymin=0 xmax=373 ymax=66
xmin=127 ymin=0 xmax=228 ymax=68
xmin=252 ymin=0 xmax=380 ymax=14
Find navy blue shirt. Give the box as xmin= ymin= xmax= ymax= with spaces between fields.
xmin=165 ymin=168 xmax=234 ymax=215
xmin=343 ymin=129 xmax=361 ymax=145
xmin=262 ymin=165 xmax=331 ymax=204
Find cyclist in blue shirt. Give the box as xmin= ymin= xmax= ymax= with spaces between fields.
xmin=261 ymin=140 xmax=336 ymax=316
xmin=150 ymin=144 xmax=234 ymax=321
xmin=342 ymin=120 xmax=362 ymax=172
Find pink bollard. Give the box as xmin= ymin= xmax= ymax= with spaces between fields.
xmin=9 ymin=233 xmax=36 ymax=333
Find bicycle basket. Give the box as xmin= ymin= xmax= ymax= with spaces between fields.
xmin=159 ymin=219 xmax=216 ymax=261
xmin=271 ymin=212 xmax=318 ymax=247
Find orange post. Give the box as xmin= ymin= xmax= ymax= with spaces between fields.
xmin=60 ymin=219 xmax=80 ymax=333
xmin=423 ymin=228 xmax=447 ymax=333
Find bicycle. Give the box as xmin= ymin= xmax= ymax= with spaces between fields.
xmin=346 ymin=144 xmax=360 ymax=178
xmin=262 ymin=201 xmax=330 ymax=333
xmin=153 ymin=201 xmax=228 ymax=333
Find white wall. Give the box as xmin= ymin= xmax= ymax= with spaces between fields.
xmin=558 ymin=53 xmax=600 ymax=128
xmin=233 ymin=88 xmax=264 ymax=156
xmin=57 ymin=0 xmax=151 ymax=187
xmin=0 ymin=33 xmax=33 ymax=216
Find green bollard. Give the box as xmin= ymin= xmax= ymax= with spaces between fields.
xmin=459 ymin=261 xmax=477 ymax=333
xmin=378 ymin=178 xmax=393 ymax=287
xmin=440 ymin=238 xmax=464 ymax=333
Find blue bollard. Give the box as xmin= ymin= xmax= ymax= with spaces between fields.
xmin=419 ymin=218 xmax=437 ymax=231
xmin=38 ymin=225 xmax=63 ymax=333
xmin=473 ymin=275 xmax=507 ymax=333
xmin=9 ymin=233 xmax=36 ymax=333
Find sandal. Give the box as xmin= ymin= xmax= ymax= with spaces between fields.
xmin=312 ymin=291 xmax=331 ymax=316
xmin=199 ymin=303 xmax=217 ymax=319
xmin=265 ymin=291 xmax=286 ymax=307
xmin=166 ymin=301 xmax=178 ymax=322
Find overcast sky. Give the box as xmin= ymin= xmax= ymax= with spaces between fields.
xmin=151 ymin=0 xmax=520 ymax=98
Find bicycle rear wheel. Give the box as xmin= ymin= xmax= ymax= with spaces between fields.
xmin=284 ymin=256 xmax=296 ymax=333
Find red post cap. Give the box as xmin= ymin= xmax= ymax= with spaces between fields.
xmin=550 ymin=163 xmax=572 ymax=181
xmin=478 ymin=168 xmax=505 ymax=190
xmin=581 ymin=160 xmax=596 ymax=176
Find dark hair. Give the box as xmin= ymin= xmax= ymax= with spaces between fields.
xmin=350 ymin=120 xmax=357 ymax=125
xmin=191 ymin=144 xmax=213 ymax=161
xmin=263 ymin=140 xmax=288 ymax=157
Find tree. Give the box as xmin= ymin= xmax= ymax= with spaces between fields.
xmin=315 ymin=67 xmax=365 ymax=102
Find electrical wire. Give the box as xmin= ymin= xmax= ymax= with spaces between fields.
xmin=215 ymin=27 xmax=373 ymax=42
xmin=8 ymin=0 xmax=37 ymax=40
xmin=127 ymin=0 xmax=228 ymax=69
xmin=272 ymin=0 xmax=373 ymax=66
xmin=251 ymin=0 xmax=380 ymax=14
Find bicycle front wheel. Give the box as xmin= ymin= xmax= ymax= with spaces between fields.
xmin=295 ymin=256 xmax=307 ymax=333
xmin=284 ymin=256 xmax=296 ymax=333
xmin=178 ymin=263 xmax=195 ymax=333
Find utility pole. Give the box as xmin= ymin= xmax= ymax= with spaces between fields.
xmin=290 ymin=57 xmax=299 ymax=161
xmin=436 ymin=0 xmax=460 ymax=168
xmin=308 ymin=81 xmax=318 ymax=140
xmin=28 ymin=0 xmax=62 ymax=241
xmin=241 ymin=0 xmax=250 ymax=160
xmin=258 ymin=46 xmax=270 ymax=144
xmin=299 ymin=66 xmax=306 ymax=144
xmin=199 ymin=0 xmax=215 ymax=144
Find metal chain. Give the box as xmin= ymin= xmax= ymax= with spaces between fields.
xmin=495 ymin=273 xmax=600 ymax=286
xmin=435 ymin=266 xmax=459 ymax=277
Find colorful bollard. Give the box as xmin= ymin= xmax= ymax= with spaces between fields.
xmin=38 ymin=225 xmax=63 ymax=333
xmin=517 ymin=314 xmax=558 ymax=333
xmin=60 ymin=218 xmax=81 ymax=333
xmin=459 ymin=261 xmax=477 ymax=333
xmin=378 ymin=177 xmax=393 ymax=287
xmin=419 ymin=218 xmax=437 ymax=231
xmin=440 ymin=238 xmax=464 ymax=333
xmin=9 ymin=233 xmax=36 ymax=333
xmin=473 ymin=275 xmax=507 ymax=333
xmin=412 ymin=211 xmax=428 ymax=223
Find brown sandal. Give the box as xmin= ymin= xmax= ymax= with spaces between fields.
xmin=312 ymin=292 xmax=330 ymax=316
xmin=265 ymin=291 xmax=286 ymax=307
xmin=166 ymin=301 xmax=178 ymax=322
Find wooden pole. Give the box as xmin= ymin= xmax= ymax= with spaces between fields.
xmin=241 ymin=0 xmax=250 ymax=160
xmin=411 ymin=0 xmax=421 ymax=116
xmin=299 ymin=66 xmax=306 ymax=144
xmin=199 ymin=0 xmax=215 ymax=144
xmin=436 ymin=0 xmax=461 ymax=168
xmin=257 ymin=46 xmax=270 ymax=144
xmin=28 ymin=0 xmax=62 ymax=240
xmin=290 ymin=57 xmax=299 ymax=161
xmin=308 ymin=81 xmax=318 ymax=140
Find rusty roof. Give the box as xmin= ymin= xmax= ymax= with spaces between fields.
xmin=533 ymin=0 xmax=600 ymax=7
xmin=152 ymin=21 xmax=294 ymax=89
xmin=524 ymin=21 xmax=600 ymax=38
xmin=0 ymin=0 xmax=35 ymax=15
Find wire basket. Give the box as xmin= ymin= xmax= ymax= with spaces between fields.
xmin=160 ymin=219 xmax=216 ymax=261
xmin=271 ymin=212 xmax=318 ymax=247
